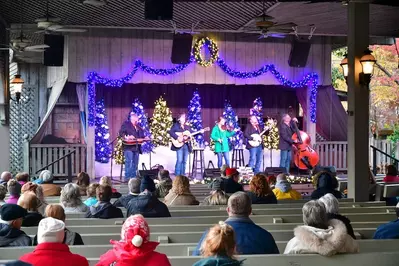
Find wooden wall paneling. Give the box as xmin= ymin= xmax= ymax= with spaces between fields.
xmin=223 ymin=35 xmax=236 ymax=85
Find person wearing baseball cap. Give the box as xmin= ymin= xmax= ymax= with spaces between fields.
xmin=20 ymin=217 xmax=88 ymax=266
xmin=0 ymin=204 xmax=31 ymax=247
xmin=222 ymin=168 xmax=244 ymax=194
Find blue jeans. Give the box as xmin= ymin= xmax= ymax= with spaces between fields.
xmin=280 ymin=149 xmax=292 ymax=174
xmin=217 ymin=152 xmax=230 ymax=168
xmin=124 ymin=150 xmax=139 ymax=179
xmin=175 ymin=144 xmax=189 ymax=176
xmin=248 ymin=146 xmax=263 ymax=174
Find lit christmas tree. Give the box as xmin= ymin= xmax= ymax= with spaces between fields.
xmin=95 ymin=99 xmax=111 ymax=163
xmin=150 ymin=96 xmax=173 ymax=147
xmin=132 ymin=98 xmax=154 ymax=153
xmin=223 ymin=101 xmax=243 ymax=149
xmin=187 ymin=91 xmax=205 ymax=148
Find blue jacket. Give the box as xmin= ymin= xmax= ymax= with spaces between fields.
xmin=373 ymin=219 xmax=399 ymax=239
xmin=192 ymin=217 xmax=279 ymax=256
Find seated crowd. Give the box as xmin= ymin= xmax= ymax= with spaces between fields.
xmin=0 ymin=166 xmax=398 ymax=266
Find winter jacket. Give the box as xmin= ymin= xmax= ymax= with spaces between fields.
xmin=210 ymin=125 xmax=235 ymax=153
xmin=156 ymin=179 xmax=173 ymax=198
xmin=273 ymin=180 xmax=302 ymax=200
xmin=113 ymin=194 xmax=137 ymax=208
xmin=193 ymin=217 xmax=279 ymax=256
xmin=20 ymin=242 xmax=89 ymax=266
xmin=0 ymin=223 xmax=32 ymax=247
xmin=193 ymin=256 xmax=243 ymax=266
xmin=328 ymin=213 xmax=356 ymax=239
xmin=96 ymin=248 xmax=171 ymax=266
xmin=221 ymin=178 xmax=243 ymax=194
xmin=83 ymin=197 xmax=98 ymax=207
xmin=373 ymin=219 xmax=399 ymax=239
xmin=22 ymin=212 xmax=43 ymax=227
xmin=62 ymin=203 xmax=88 ymax=214
xmin=126 ymin=193 xmax=171 ymax=218
xmin=33 ymin=228 xmax=84 ymax=246
xmin=383 ymin=175 xmax=399 ymax=183
xmin=85 ymin=202 xmax=124 ymax=219
xmin=6 ymin=195 xmax=19 ymax=204
xmin=246 ymin=191 xmax=277 ymax=204
xmin=41 ymin=183 xmax=62 ymax=197
xmin=284 ymin=219 xmax=359 ymax=256
xmin=311 ymin=173 xmax=342 ymax=200
xmin=164 ymin=191 xmax=199 ymax=206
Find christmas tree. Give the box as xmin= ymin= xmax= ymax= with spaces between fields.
xmin=187 ymin=90 xmax=205 ymax=148
xmin=95 ymin=99 xmax=111 ymax=163
xmin=132 ymin=98 xmax=154 ymax=153
xmin=223 ymin=101 xmax=243 ymax=149
xmin=150 ymin=96 xmax=173 ymax=147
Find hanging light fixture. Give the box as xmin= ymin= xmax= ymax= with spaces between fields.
xmin=10 ymin=74 xmax=24 ymax=103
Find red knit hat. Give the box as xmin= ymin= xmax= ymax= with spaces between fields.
xmin=225 ymin=168 xmax=239 ymax=177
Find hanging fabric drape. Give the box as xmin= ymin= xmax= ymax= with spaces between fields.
xmin=76 ymin=83 xmax=87 ymax=143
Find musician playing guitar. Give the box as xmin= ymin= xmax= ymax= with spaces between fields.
xmin=244 ymin=116 xmax=269 ymax=174
xmin=119 ymin=112 xmax=148 ymax=179
xmin=169 ymin=113 xmax=205 ymax=176
xmin=278 ymin=114 xmax=299 ymax=174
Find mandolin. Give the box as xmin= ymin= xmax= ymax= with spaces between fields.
xmin=171 ymin=127 xmax=210 ymax=148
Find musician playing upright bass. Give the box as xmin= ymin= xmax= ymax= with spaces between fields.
xmin=278 ymin=114 xmax=299 ymax=174
xmin=244 ymin=116 xmax=268 ymax=174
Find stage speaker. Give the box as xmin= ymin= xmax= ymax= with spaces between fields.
xmin=144 ymin=0 xmax=173 ymax=20
xmin=138 ymin=169 xmax=159 ymax=180
xmin=44 ymin=34 xmax=64 ymax=67
xmin=171 ymin=33 xmax=193 ymax=64
xmin=288 ymin=38 xmax=311 ymax=68
xmin=264 ymin=167 xmax=286 ymax=176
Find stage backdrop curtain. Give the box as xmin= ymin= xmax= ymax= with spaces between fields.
xmin=76 ymin=83 xmax=87 ymax=142
xmin=296 ymin=85 xmax=347 ymax=141
xmin=30 ymin=77 xmax=67 ymax=144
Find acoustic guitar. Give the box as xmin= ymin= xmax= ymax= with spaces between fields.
xmin=248 ymin=119 xmax=276 ymax=147
xmin=171 ymin=127 xmax=210 ymax=148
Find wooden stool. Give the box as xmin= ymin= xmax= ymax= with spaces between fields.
xmin=232 ymin=148 xmax=245 ymax=168
xmin=191 ymin=148 xmax=205 ymax=178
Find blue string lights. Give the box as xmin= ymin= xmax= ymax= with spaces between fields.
xmin=87 ymin=38 xmax=318 ymax=126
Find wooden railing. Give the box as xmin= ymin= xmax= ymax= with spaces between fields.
xmin=26 ymin=144 xmax=87 ymax=178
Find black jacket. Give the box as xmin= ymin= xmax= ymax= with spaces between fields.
xmin=33 ymin=228 xmax=84 ymax=246
xmin=278 ymin=122 xmax=295 ymax=150
xmin=113 ymin=194 xmax=138 ymax=208
xmin=221 ymin=178 xmax=244 ymax=194
xmin=247 ymin=191 xmax=278 ymax=204
xmin=126 ymin=193 xmax=171 ymax=218
xmin=119 ymin=121 xmax=145 ymax=152
xmin=0 ymin=224 xmax=32 ymax=247
xmin=328 ymin=213 xmax=356 ymax=239
xmin=169 ymin=123 xmax=193 ymax=152
xmin=22 ymin=212 xmax=43 ymax=227
xmin=85 ymin=202 xmax=124 ymax=219
xmin=244 ymin=124 xmax=265 ymax=149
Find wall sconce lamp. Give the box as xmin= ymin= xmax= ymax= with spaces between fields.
xmin=340 ymin=49 xmax=376 ymax=86
xmin=10 ymin=74 xmax=24 ymax=103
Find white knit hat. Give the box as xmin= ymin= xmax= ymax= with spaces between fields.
xmin=39 ymin=170 xmax=53 ymax=183
xmin=37 ymin=217 xmax=65 ymax=244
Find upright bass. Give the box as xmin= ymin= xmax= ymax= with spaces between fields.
xmin=291 ymin=120 xmax=319 ymax=170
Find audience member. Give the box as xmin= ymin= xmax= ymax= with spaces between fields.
xmin=6 ymin=179 xmax=21 ymax=204
xmin=126 ymin=176 xmax=171 ymax=218
xmin=15 ymin=172 xmax=29 ymax=186
xmin=164 ymin=175 xmax=199 ymax=206
xmin=96 ymin=214 xmax=171 ymax=266
xmin=85 ymin=185 xmax=124 ymax=219
xmin=0 ymin=171 xmax=12 ymax=187
xmin=32 ymin=204 xmax=84 ymax=245
xmin=21 ymin=182 xmax=48 ymax=215
xmin=273 ymin=174 xmax=302 ymax=200
xmin=221 ymin=168 xmax=244 ymax=194
xmin=383 ymin=165 xmax=399 ymax=183
xmin=99 ymin=176 xmax=122 ymax=198
xmin=113 ymin=179 xmax=140 ymax=208
xmin=193 ymin=221 xmax=242 ymax=266
xmin=83 ymin=183 xmax=99 ymax=207
xmin=0 ymin=184 xmax=6 ymax=206
xmin=267 ymin=175 xmax=277 ymax=190
xmin=247 ymin=174 xmax=277 ymax=204
xmin=311 ymin=171 xmax=342 ymax=199
xmin=20 ymin=218 xmax=89 ymax=266
xmin=156 ymin=170 xmax=173 ymax=198
xmin=284 ymin=200 xmax=359 ymax=255
xmin=200 ymin=180 xmax=229 ymax=206
xmin=319 ymin=193 xmax=356 ymax=239
xmin=60 ymin=183 xmax=88 ymax=213
xmin=17 ymin=192 xmax=43 ymax=227
xmin=373 ymin=202 xmax=399 ymax=239
xmin=77 ymin=172 xmax=91 ymax=196
xmin=193 ymin=192 xmax=279 ymax=255
xmin=37 ymin=170 xmax=62 ymax=197
xmin=0 ymin=204 xmax=31 ymax=247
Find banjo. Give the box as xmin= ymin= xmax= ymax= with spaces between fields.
xmin=248 ymin=119 xmax=276 ymax=147
xmin=171 ymin=127 xmax=210 ymax=148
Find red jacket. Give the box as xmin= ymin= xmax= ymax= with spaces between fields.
xmin=96 ymin=249 xmax=171 ymax=266
xmin=19 ymin=243 xmax=89 ymax=266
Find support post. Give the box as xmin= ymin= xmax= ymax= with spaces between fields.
xmin=347 ymin=1 xmax=370 ymax=201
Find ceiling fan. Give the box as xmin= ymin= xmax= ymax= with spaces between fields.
xmin=34 ymin=0 xmax=86 ymax=34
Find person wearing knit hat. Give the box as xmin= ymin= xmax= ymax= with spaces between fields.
xmin=222 ymin=168 xmax=243 ymax=194
xmin=36 ymin=170 xmax=61 ymax=197
xmin=373 ymin=202 xmax=399 ymax=239
xmin=20 ymin=217 xmax=88 ymax=266
xmin=97 ymin=214 xmax=171 ymax=266
xmin=0 ymin=204 xmax=31 ymax=247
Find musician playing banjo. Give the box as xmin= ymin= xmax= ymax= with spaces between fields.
xmin=119 ymin=112 xmax=147 ymax=179
xmin=278 ymin=114 xmax=299 ymax=174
